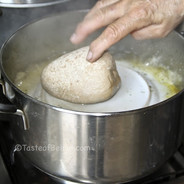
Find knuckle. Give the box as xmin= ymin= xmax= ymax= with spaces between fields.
xmin=131 ymin=2 xmax=155 ymax=21
xmin=139 ymin=8 xmax=148 ymax=19
xmin=105 ymin=24 xmax=122 ymax=41
xmin=95 ymin=9 xmax=105 ymax=22
xmin=134 ymin=8 xmax=148 ymax=20
xmin=95 ymin=0 xmax=104 ymax=9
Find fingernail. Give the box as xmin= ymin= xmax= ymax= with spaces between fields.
xmin=87 ymin=51 xmax=93 ymax=61
xmin=70 ymin=33 xmax=78 ymax=43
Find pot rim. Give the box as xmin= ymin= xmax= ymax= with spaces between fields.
xmin=0 ymin=11 xmax=184 ymax=116
xmin=0 ymin=0 xmax=70 ymax=8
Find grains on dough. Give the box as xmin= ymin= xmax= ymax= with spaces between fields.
xmin=41 ymin=46 xmax=121 ymax=104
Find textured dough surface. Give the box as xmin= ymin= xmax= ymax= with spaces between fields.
xmin=41 ymin=46 xmax=121 ymax=104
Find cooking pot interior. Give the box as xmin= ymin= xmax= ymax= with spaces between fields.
xmin=1 ymin=10 xmax=184 ymax=107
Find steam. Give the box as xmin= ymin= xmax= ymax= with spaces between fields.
xmin=0 ymin=0 xmax=96 ymax=47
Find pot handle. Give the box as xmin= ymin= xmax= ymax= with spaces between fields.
xmin=0 ymin=79 xmax=29 ymax=130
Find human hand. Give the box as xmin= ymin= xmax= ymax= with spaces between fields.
xmin=70 ymin=0 xmax=184 ymax=62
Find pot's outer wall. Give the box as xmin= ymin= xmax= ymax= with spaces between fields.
xmin=1 ymin=10 xmax=184 ymax=184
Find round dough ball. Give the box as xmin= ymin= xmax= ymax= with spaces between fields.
xmin=41 ymin=46 xmax=121 ymax=104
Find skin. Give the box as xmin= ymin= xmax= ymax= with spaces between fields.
xmin=70 ymin=0 xmax=184 ymax=62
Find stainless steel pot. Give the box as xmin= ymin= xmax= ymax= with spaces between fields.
xmin=0 ymin=10 xmax=184 ymax=184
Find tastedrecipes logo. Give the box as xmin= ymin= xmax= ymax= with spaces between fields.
xmin=14 ymin=144 xmax=94 ymax=152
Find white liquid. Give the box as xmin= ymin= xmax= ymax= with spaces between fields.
xmin=14 ymin=59 xmax=181 ymax=112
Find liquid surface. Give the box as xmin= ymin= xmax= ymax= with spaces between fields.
xmin=14 ymin=58 xmax=182 ymax=112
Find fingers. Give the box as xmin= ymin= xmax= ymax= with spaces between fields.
xmin=87 ymin=9 xmax=152 ymax=62
xmin=86 ymin=0 xmax=120 ymax=18
xmin=131 ymin=16 xmax=183 ymax=40
xmin=131 ymin=24 xmax=170 ymax=40
xmin=71 ymin=0 xmax=184 ymax=63
xmin=70 ymin=0 xmax=127 ymax=44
